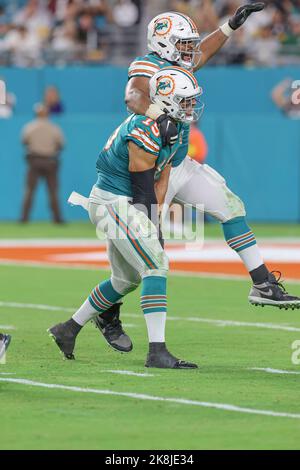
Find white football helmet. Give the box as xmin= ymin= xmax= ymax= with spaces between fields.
xmin=147 ymin=12 xmax=202 ymax=70
xmin=149 ymin=66 xmax=204 ymax=124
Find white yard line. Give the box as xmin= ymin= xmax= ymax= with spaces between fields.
xmin=103 ymin=370 xmax=155 ymax=377
xmin=0 ymin=325 xmax=15 ymax=330
xmin=0 ymin=372 xmax=16 ymax=375
xmin=1 ymin=376 xmax=300 ymax=420
xmin=1 ymin=301 xmax=300 ymax=333
xmin=250 ymin=367 xmax=300 ymax=376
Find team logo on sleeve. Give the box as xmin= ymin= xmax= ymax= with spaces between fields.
xmin=156 ymin=75 xmax=175 ymax=96
xmin=154 ymin=17 xmax=172 ymax=36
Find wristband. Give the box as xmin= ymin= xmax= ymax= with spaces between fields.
xmin=146 ymin=103 xmax=164 ymax=120
xmin=220 ymin=21 xmax=234 ymax=38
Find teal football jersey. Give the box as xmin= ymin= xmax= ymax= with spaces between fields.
xmin=96 ymin=114 xmax=188 ymax=197
xmin=128 ymin=52 xmax=190 ymax=169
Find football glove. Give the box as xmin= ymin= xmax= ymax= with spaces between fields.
xmin=229 ymin=2 xmax=265 ymax=30
xmin=156 ymin=114 xmax=178 ymax=147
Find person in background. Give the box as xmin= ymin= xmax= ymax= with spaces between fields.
xmin=20 ymin=103 xmax=65 ymax=223
xmin=44 ymin=85 xmax=64 ymax=114
xmin=188 ymin=123 xmax=208 ymax=163
xmin=272 ymin=78 xmax=300 ymax=119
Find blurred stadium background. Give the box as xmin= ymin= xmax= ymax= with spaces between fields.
xmin=1 ymin=0 xmax=300 ymax=451
xmin=0 ymin=0 xmax=300 ymax=223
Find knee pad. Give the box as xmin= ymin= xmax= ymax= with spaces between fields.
xmin=223 ymin=188 xmax=246 ymax=222
xmin=141 ymin=251 xmax=169 ymax=278
xmin=111 ymin=275 xmax=140 ymax=296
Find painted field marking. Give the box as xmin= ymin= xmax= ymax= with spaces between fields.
xmin=1 ymin=377 xmax=300 ymax=420
xmin=124 ymin=313 xmax=300 ymax=333
xmin=1 ymin=301 xmax=300 ymax=333
xmin=250 ymin=367 xmax=300 ymax=376
xmin=0 ymin=325 xmax=15 ymax=330
xmin=103 ymin=370 xmax=155 ymax=377
xmin=0 ymin=372 xmax=16 ymax=375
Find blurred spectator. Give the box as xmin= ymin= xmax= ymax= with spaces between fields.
xmin=250 ymin=22 xmax=280 ymax=66
xmin=0 ymin=24 xmax=42 ymax=67
xmin=112 ymin=0 xmax=139 ymax=28
xmin=0 ymin=4 xmax=10 ymax=38
xmin=20 ymin=103 xmax=65 ymax=223
xmin=170 ymin=0 xmax=219 ymax=32
xmin=13 ymin=0 xmax=53 ymax=42
xmin=44 ymin=85 xmax=65 ymax=114
xmin=0 ymin=0 xmax=299 ymax=66
xmin=272 ymin=78 xmax=300 ymax=119
xmin=50 ymin=18 xmax=82 ymax=62
xmin=188 ymin=124 xmax=208 ymax=163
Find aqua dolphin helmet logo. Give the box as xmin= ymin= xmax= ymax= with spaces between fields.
xmin=156 ymin=75 xmax=175 ymax=96
xmin=155 ymin=21 xmax=168 ymax=31
xmin=157 ymin=80 xmax=171 ymax=93
xmin=153 ymin=17 xmax=172 ymax=36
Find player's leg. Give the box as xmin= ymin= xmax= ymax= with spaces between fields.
xmin=0 ymin=333 xmax=11 ymax=362
xmin=48 ymin=202 xmax=135 ymax=359
xmin=48 ymin=199 xmax=197 ymax=366
xmin=102 ymin=199 xmax=197 ymax=367
xmin=104 ymin=200 xmax=197 ymax=368
xmin=172 ymin=158 xmax=300 ymax=309
xmin=91 ymin=239 xmax=139 ymax=352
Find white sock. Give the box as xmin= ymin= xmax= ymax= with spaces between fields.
xmin=237 ymin=244 xmax=264 ymax=272
xmin=144 ymin=312 xmax=166 ymax=343
xmin=72 ymin=299 xmax=98 ymax=326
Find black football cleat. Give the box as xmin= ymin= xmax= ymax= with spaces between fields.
xmin=249 ymin=271 xmax=300 ymax=310
xmin=47 ymin=319 xmax=81 ymax=360
xmin=92 ymin=304 xmax=133 ymax=353
xmin=0 ymin=333 xmax=11 ymax=361
xmin=145 ymin=342 xmax=198 ymax=369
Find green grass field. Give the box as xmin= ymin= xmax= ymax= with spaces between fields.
xmin=1 ymin=221 xmax=300 ymax=239
xmin=1 ymin=223 xmax=300 ymax=450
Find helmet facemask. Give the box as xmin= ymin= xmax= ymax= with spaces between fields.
xmin=172 ymin=93 xmax=204 ymax=123
xmin=169 ymin=36 xmax=202 ymax=70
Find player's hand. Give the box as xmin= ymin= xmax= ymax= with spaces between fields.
xmin=229 ymin=3 xmax=265 ymax=30
xmin=156 ymin=114 xmax=178 ymax=147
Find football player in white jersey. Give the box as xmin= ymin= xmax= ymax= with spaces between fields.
xmin=92 ymin=5 xmax=300 ymax=353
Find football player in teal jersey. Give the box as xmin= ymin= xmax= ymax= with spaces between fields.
xmin=91 ymin=6 xmax=300 ymax=352
xmin=48 ymin=67 xmax=202 ymax=368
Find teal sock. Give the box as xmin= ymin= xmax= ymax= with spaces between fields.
xmin=222 ymin=216 xmax=256 ymax=252
xmin=141 ymin=276 xmax=167 ymax=343
xmin=222 ymin=216 xmax=264 ymax=273
xmin=89 ymin=279 xmax=123 ymax=313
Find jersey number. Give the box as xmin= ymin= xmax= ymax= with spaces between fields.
xmin=142 ymin=118 xmax=160 ymax=137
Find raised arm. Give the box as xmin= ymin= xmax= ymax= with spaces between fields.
xmin=195 ymin=2 xmax=265 ymax=71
